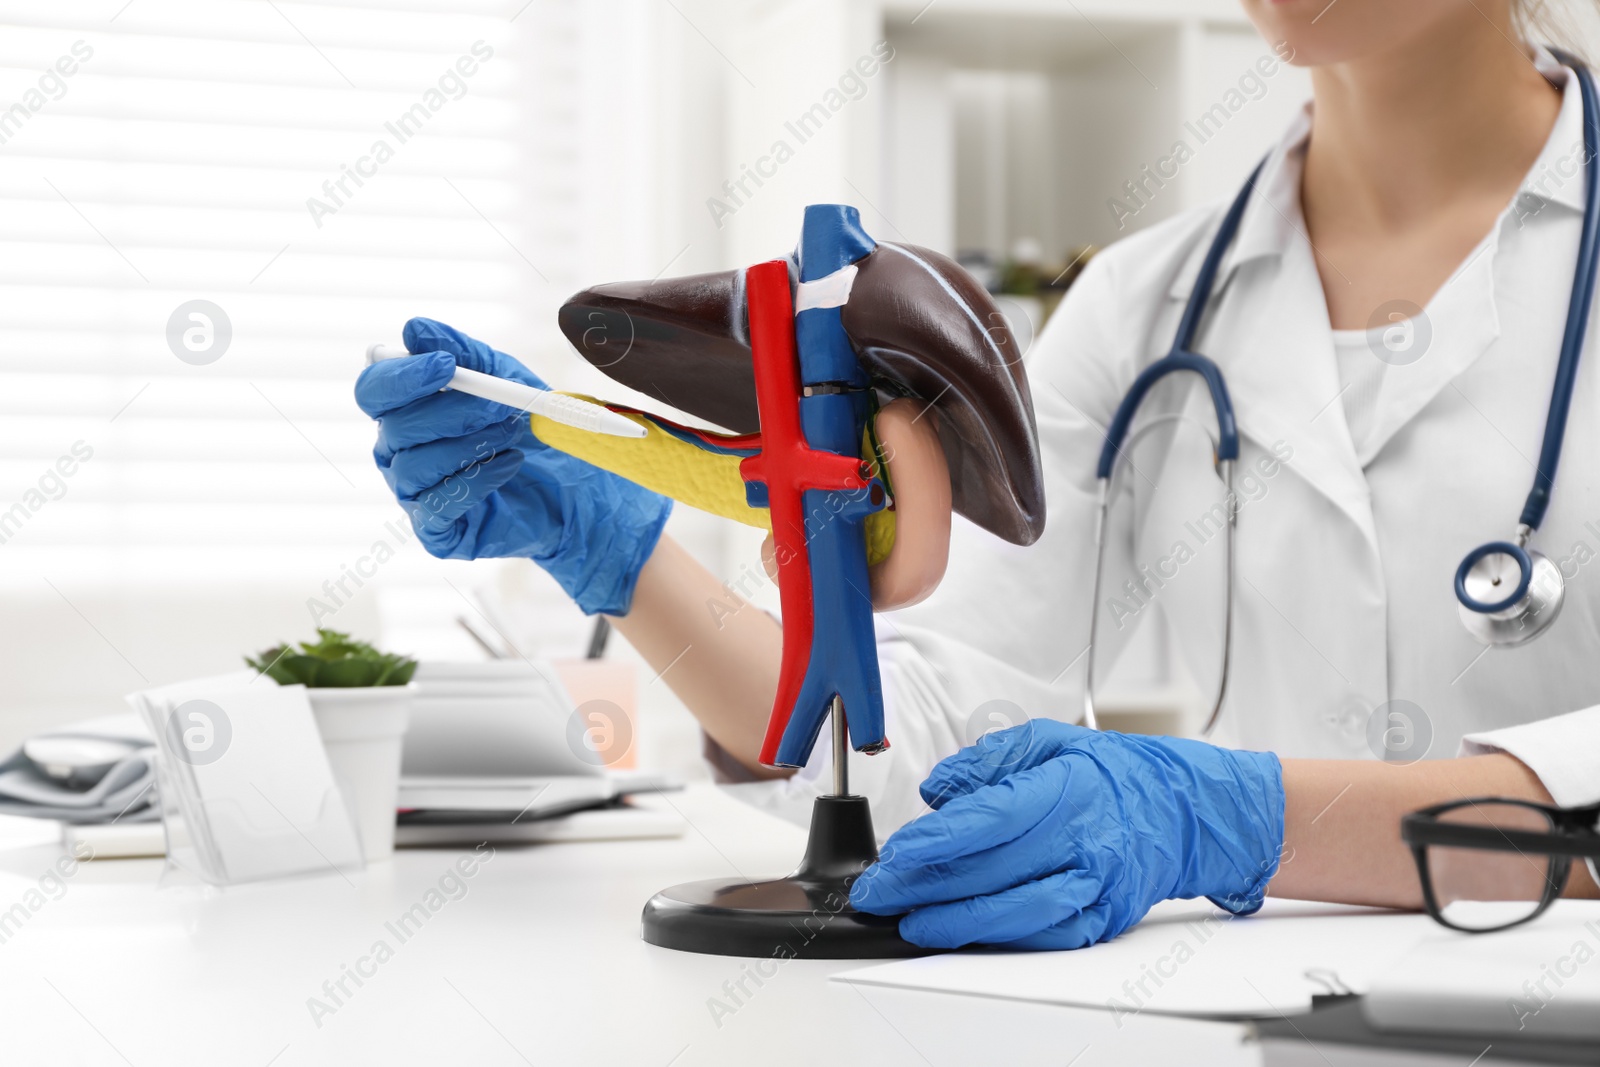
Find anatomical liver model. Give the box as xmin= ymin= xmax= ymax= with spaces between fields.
xmin=544 ymin=204 xmax=1044 ymax=957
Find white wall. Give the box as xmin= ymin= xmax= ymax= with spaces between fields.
xmin=881 ymin=12 xmax=1312 ymax=261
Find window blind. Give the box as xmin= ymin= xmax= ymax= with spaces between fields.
xmin=0 ymin=0 xmax=589 ymax=590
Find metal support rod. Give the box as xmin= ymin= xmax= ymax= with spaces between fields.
xmin=830 ymin=695 xmax=848 ymax=797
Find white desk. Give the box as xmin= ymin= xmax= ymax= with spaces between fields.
xmin=0 ymin=785 xmax=1258 ymax=1066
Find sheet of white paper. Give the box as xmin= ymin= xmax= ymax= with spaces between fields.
xmin=834 ymin=898 xmax=1441 ymax=1019
xmin=1363 ymin=900 xmax=1600 ymax=1041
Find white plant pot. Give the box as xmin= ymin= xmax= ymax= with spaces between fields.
xmin=306 ymin=684 xmax=414 ymax=861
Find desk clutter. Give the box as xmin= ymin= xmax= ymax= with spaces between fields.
xmin=393 ymin=658 xmax=681 ymax=845
xmin=0 ymin=714 xmax=157 ymax=825
xmin=2 ymin=654 xmax=1589 ymax=1063
xmin=6 ymin=654 xmax=680 ymax=884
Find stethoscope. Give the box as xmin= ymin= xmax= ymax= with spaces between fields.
xmin=1084 ymin=52 xmax=1600 ymax=736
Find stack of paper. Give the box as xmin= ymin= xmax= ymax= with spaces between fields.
xmin=1363 ymin=900 xmax=1600 ymax=1041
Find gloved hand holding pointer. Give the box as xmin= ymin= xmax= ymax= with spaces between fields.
xmin=354 ymin=317 xmax=671 ymax=616
xmin=849 ymin=721 xmax=1285 ymax=950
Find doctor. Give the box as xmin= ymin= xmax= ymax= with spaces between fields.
xmin=356 ymin=0 xmax=1600 ymax=950
xmin=840 ymin=0 xmax=1600 ymax=947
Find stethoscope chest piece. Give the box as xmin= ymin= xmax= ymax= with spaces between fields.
xmin=1455 ymin=539 xmax=1566 ymax=647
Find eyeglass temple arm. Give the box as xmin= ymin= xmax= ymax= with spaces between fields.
xmin=1402 ymin=811 xmax=1600 ymax=859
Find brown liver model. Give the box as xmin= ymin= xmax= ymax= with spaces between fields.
xmin=557 ymin=242 xmax=1045 ymax=547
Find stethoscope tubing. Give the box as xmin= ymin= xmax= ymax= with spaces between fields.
xmin=1520 ymin=50 xmax=1600 ymax=533
xmin=1083 ymin=416 xmax=1235 ymax=736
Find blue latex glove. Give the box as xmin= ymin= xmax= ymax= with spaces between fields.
xmin=849 ymin=721 xmax=1285 ymax=950
xmin=354 ymin=317 xmax=672 ymax=616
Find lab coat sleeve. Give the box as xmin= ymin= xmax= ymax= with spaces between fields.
xmin=720 ymin=255 xmax=1145 ymax=836
xmin=1459 ymin=706 xmax=1600 ymax=807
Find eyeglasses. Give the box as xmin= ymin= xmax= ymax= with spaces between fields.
xmin=1401 ymin=797 xmax=1600 ymax=933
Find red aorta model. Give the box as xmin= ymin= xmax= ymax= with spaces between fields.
xmin=739 ymin=258 xmax=887 ymax=767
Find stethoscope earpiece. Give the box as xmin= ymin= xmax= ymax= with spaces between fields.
xmin=1455 ymin=538 xmax=1565 ymax=647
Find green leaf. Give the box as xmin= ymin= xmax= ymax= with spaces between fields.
xmin=262 ymin=662 xmax=301 ymax=686
xmin=246 ymin=631 xmax=416 ymax=690
xmin=277 ymin=655 xmax=326 ymax=686
xmin=246 ymin=645 xmax=311 ymax=686
xmin=300 ymin=630 xmax=362 ymax=660
xmin=244 ymin=646 xmax=284 ymax=678
xmin=315 ymin=657 xmax=383 ymax=688
xmin=370 ymin=654 xmax=419 ymax=687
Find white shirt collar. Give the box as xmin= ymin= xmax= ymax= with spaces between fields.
xmin=1170 ymin=45 xmax=1588 ymax=300
xmin=1517 ymin=46 xmax=1588 ymax=216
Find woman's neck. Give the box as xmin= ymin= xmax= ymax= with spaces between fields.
xmin=1304 ymin=19 xmax=1559 ymax=230
xmin=1300 ymin=14 xmax=1561 ymax=328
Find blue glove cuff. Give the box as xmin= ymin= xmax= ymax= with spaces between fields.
xmin=535 ymin=491 xmax=672 ymax=616
xmin=1203 ymin=748 xmax=1285 ymax=917
xmin=1206 ymin=884 xmax=1270 ymax=917
xmin=573 ymin=497 xmax=673 ymax=617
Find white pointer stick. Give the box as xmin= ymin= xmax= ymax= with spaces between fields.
xmin=367 ymin=344 xmax=645 ymax=439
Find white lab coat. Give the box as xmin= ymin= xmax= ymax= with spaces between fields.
xmin=725 ymin=48 xmax=1600 ymax=834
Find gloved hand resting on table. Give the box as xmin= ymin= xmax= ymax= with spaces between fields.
xmin=848 ymin=721 xmax=1285 ymax=950
xmin=354 ymin=317 xmax=671 ymax=616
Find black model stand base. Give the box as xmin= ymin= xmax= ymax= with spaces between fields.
xmin=641 ymin=794 xmax=931 ymax=959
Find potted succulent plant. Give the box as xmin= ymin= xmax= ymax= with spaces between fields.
xmin=247 ymin=629 xmax=417 ymax=861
